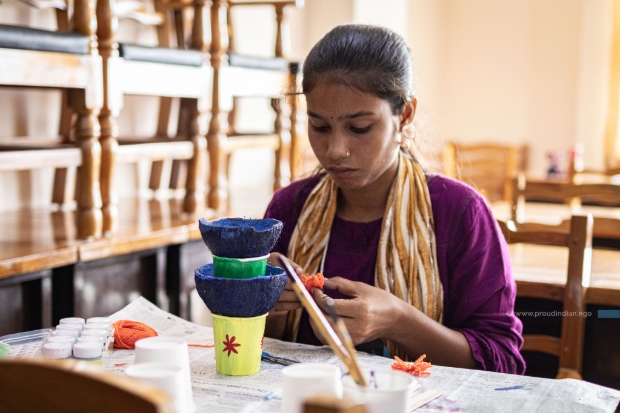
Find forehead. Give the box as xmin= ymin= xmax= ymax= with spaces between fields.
xmin=305 ymin=82 xmax=392 ymax=118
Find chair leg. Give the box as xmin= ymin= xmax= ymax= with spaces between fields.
xmin=272 ymin=97 xmax=291 ymax=191
xmin=183 ymin=98 xmax=206 ymax=214
xmin=206 ymin=72 xmax=230 ymax=212
xmin=68 ymin=89 xmax=102 ymax=239
xmin=99 ymin=108 xmax=119 ymax=235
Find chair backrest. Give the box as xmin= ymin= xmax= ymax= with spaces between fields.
xmin=511 ymin=176 xmax=620 ymax=240
xmin=0 ymin=358 xmax=175 ymax=413
xmin=498 ymin=214 xmax=593 ymax=379
xmin=443 ymin=142 xmax=528 ymax=203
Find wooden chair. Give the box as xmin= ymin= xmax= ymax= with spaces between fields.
xmin=511 ymin=176 xmax=620 ymax=240
xmin=0 ymin=0 xmax=103 ymax=239
xmin=498 ymin=214 xmax=593 ymax=379
xmin=443 ymin=142 xmax=528 ymax=203
xmin=96 ymin=0 xmax=211 ymax=234
xmin=0 ymin=358 xmax=175 ymax=413
xmin=207 ymin=0 xmax=303 ymax=211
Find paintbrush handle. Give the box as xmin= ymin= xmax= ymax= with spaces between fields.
xmin=278 ymin=256 xmax=367 ymax=386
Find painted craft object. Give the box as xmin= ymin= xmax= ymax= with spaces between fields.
xmin=195 ymin=217 xmax=286 ymax=376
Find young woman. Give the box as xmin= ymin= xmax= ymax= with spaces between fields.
xmin=264 ymin=24 xmax=525 ymax=374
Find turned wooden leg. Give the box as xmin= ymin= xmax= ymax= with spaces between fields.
xmin=99 ymin=107 xmax=119 ymax=235
xmin=206 ymin=83 xmax=230 ymax=211
xmin=272 ymin=96 xmax=291 ymax=191
xmin=68 ymin=89 xmax=102 ymax=239
xmin=183 ymin=98 xmax=206 ymax=214
xmin=288 ymin=68 xmax=303 ymax=181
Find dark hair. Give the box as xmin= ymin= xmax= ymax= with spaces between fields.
xmin=302 ymin=24 xmax=414 ymax=115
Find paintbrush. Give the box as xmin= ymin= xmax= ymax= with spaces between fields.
xmin=277 ymin=255 xmax=367 ymax=387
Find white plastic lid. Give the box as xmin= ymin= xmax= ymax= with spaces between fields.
xmin=84 ymin=322 xmax=110 ymax=331
xmin=81 ymin=329 xmax=108 ymax=338
xmin=87 ymin=317 xmax=111 ymax=324
xmin=77 ymin=335 xmax=105 ymax=344
xmin=42 ymin=342 xmax=72 ymax=359
xmin=56 ymin=324 xmax=82 ymax=333
xmin=47 ymin=336 xmax=76 ymax=346
xmin=52 ymin=329 xmax=79 ymax=339
xmin=73 ymin=341 xmax=103 ymax=359
xmin=59 ymin=317 xmax=85 ymax=326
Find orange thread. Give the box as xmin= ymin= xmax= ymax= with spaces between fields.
xmin=113 ymin=320 xmax=158 ymax=349
xmin=300 ymin=273 xmax=325 ymax=292
xmin=188 ymin=343 xmax=215 ymax=348
xmin=391 ymin=354 xmax=433 ymax=377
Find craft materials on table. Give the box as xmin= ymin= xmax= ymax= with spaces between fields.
xmin=17 ymin=296 xmax=610 ymax=413
xmin=278 ymin=255 xmax=368 ymax=387
xmin=196 ymin=217 xmax=286 ymax=376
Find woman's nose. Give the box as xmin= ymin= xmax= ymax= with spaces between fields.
xmin=326 ymin=134 xmax=349 ymax=160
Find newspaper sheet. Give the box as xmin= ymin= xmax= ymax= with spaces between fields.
xmin=103 ymin=297 xmax=620 ymax=413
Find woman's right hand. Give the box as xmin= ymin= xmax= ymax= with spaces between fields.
xmin=268 ymin=253 xmax=303 ymax=313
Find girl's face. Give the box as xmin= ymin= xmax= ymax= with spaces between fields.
xmin=305 ymin=81 xmax=413 ymax=190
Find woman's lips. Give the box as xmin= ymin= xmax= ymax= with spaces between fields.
xmin=327 ymin=166 xmax=356 ymax=180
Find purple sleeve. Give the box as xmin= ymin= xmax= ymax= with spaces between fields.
xmin=438 ymin=187 xmax=525 ymax=374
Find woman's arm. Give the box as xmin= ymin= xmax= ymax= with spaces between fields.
xmin=264 ymin=253 xmax=303 ymax=340
xmin=310 ymin=279 xmax=476 ymax=368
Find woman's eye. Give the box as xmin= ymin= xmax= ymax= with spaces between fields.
xmin=351 ymin=125 xmax=371 ymax=134
xmin=310 ymin=124 xmax=329 ymax=132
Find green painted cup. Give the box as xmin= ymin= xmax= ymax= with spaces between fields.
xmin=212 ymin=254 xmax=269 ymax=279
xmin=212 ymin=313 xmax=266 ymax=376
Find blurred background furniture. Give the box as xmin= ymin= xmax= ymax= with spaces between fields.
xmin=499 ymin=214 xmax=593 ymax=379
xmin=206 ymin=0 xmax=303 ymax=211
xmin=443 ymin=141 xmax=528 ymax=203
xmin=96 ymin=0 xmax=211 ymax=234
xmin=0 ymin=358 xmax=175 ymax=413
xmin=0 ymin=0 xmax=103 ymax=239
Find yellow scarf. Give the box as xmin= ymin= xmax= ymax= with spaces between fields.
xmin=286 ymin=151 xmax=443 ymax=360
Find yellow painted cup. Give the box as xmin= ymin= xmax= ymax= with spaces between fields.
xmin=212 ymin=313 xmax=267 ymax=376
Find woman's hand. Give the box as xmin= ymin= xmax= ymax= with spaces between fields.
xmin=268 ymin=253 xmax=303 ymax=313
xmin=308 ymin=277 xmax=404 ymax=346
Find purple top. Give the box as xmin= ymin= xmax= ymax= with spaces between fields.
xmin=264 ymin=174 xmax=525 ymax=374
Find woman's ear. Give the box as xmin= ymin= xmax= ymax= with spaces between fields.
xmin=399 ymin=97 xmax=417 ymax=130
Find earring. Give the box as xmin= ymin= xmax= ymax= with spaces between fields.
xmin=346 ymin=150 xmax=350 ymax=157
xmin=403 ymin=123 xmax=416 ymax=139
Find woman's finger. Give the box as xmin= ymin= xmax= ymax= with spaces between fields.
xmin=323 ymin=277 xmax=361 ymax=298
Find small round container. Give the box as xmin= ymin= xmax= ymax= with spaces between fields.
xmin=56 ymin=324 xmax=83 ymax=334
xmin=47 ymin=336 xmax=76 ymax=346
xmin=42 ymin=342 xmax=72 ymax=359
xmin=77 ymin=335 xmax=105 ymax=344
xmin=73 ymin=341 xmax=103 ymax=359
xmin=87 ymin=317 xmax=111 ymax=325
xmin=81 ymin=329 xmax=108 ymax=339
xmin=59 ymin=317 xmax=85 ymax=327
xmin=212 ymin=254 xmax=269 ymax=279
xmin=51 ymin=329 xmax=79 ymax=339
xmin=84 ymin=322 xmax=111 ymax=332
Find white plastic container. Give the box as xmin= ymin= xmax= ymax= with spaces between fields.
xmin=73 ymin=341 xmax=103 ymax=359
xmin=59 ymin=317 xmax=85 ymax=326
xmin=56 ymin=324 xmax=83 ymax=334
xmin=47 ymin=335 xmax=76 ymax=346
xmin=42 ymin=342 xmax=72 ymax=359
xmin=51 ymin=329 xmax=79 ymax=339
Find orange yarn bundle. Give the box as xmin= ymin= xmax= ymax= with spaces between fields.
xmin=113 ymin=319 xmax=158 ymax=349
xmin=300 ymin=273 xmax=325 ymax=293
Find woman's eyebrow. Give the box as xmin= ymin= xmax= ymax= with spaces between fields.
xmin=307 ymin=110 xmax=375 ymax=120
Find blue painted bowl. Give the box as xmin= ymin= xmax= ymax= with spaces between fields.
xmin=194 ymin=263 xmax=287 ymax=318
xmin=198 ymin=218 xmax=283 ymax=259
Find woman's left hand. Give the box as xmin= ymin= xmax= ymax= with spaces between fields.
xmin=309 ymin=277 xmax=403 ymax=346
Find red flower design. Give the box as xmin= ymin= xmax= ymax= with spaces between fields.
xmin=222 ymin=334 xmax=241 ymax=357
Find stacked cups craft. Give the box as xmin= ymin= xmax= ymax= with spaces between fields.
xmin=196 ymin=218 xmax=286 ymax=376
